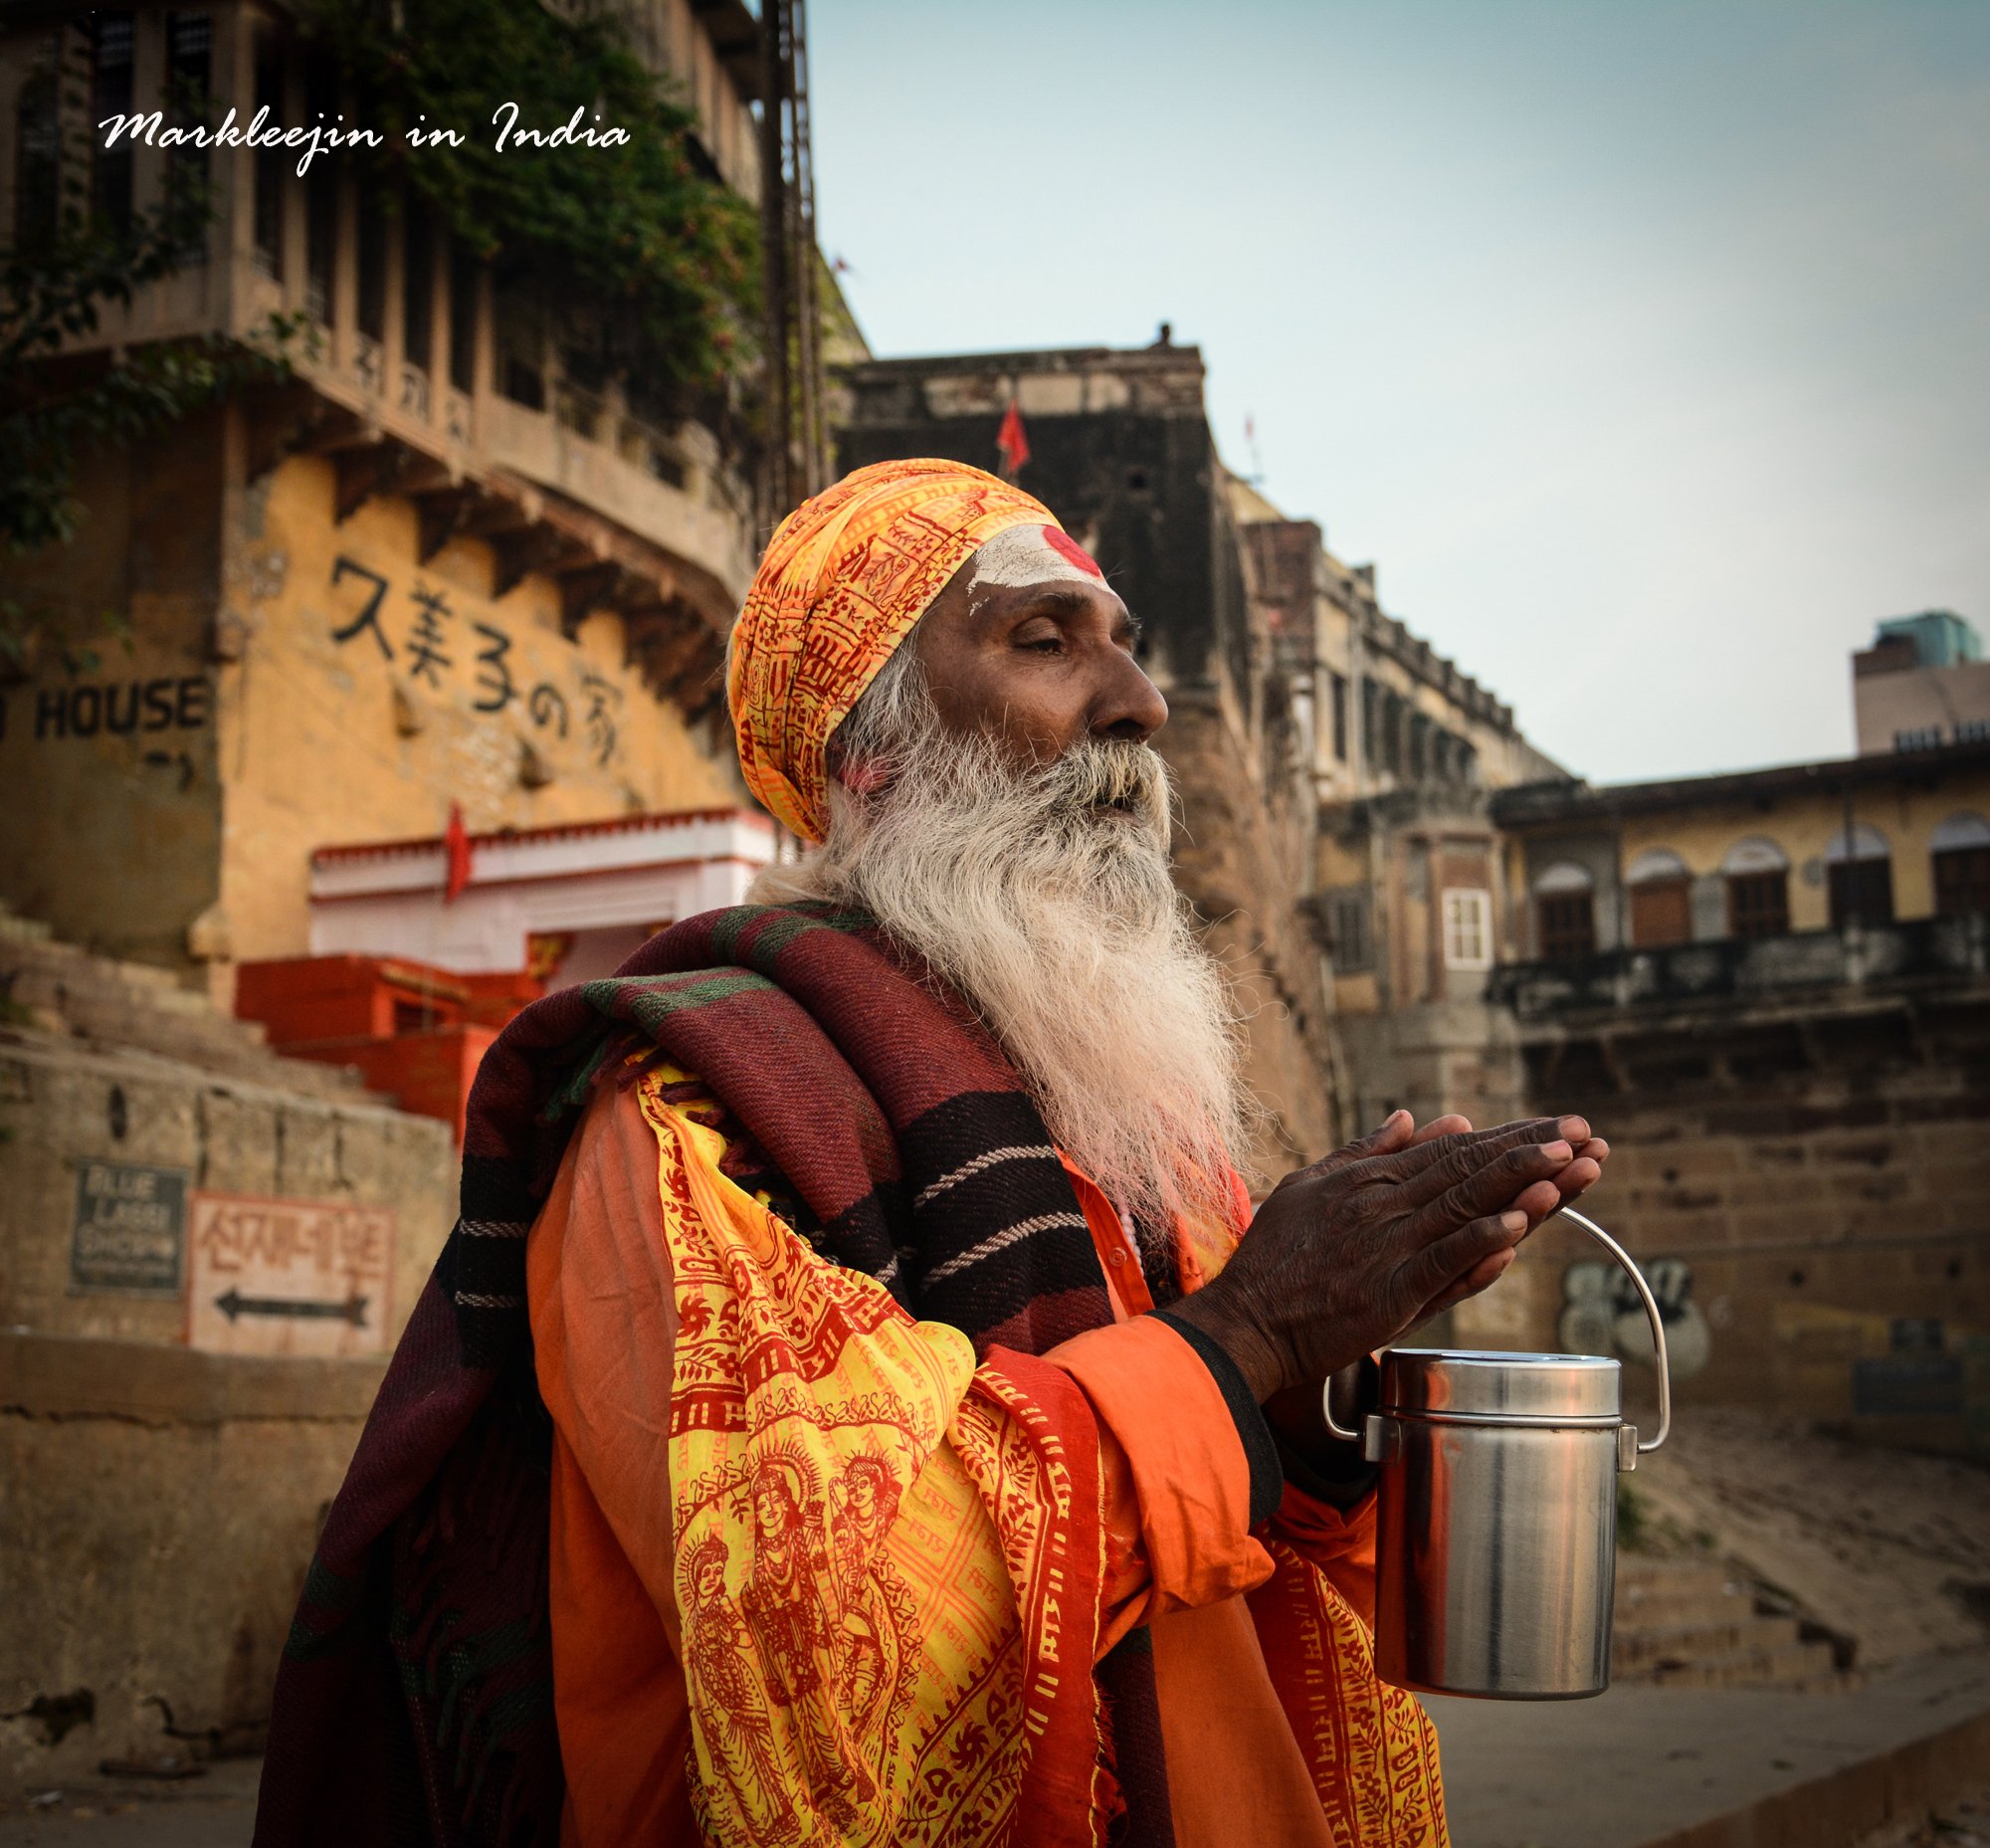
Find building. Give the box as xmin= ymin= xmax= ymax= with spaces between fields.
xmin=1230 ymin=483 xmax=1567 ymax=1135
xmin=1471 ymin=735 xmax=1990 ymax=1453
xmin=0 ymin=1 xmax=843 ymax=1001
xmin=1853 ymin=611 xmax=1990 ymax=757
xmin=0 ymin=1 xmax=823 ymax=1792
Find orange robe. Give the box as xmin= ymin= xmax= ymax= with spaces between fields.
xmin=528 ymin=1079 xmax=1433 ymax=1846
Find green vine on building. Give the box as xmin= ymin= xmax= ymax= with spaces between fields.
xmin=303 ymin=0 xmax=762 ymax=395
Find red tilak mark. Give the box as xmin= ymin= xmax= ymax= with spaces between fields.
xmin=1043 ymin=526 xmax=1103 ymax=578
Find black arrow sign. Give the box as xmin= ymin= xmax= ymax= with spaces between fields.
xmin=214 ymin=1288 xmax=369 ymax=1328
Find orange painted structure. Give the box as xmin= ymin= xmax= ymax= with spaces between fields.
xmin=235 ymin=955 xmax=544 ymax=1144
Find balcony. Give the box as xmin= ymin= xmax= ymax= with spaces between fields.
xmin=1487 ymin=916 xmax=1990 ymax=1021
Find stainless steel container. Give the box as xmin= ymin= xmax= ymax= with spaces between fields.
xmin=1325 ymin=1209 xmax=1672 ymax=1700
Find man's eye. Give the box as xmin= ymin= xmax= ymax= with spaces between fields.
xmin=1018 ymin=634 xmax=1063 ymax=654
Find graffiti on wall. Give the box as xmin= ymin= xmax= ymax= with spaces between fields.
xmin=1559 ymin=1255 xmax=1711 ymax=1378
xmin=328 ymin=555 xmax=625 ymax=766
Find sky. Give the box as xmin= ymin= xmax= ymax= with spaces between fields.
xmin=807 ymin=0 xmax=1990 ymax=785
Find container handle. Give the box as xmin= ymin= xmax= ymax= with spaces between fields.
xmin=1322 ymin=1363 xmax=1363 ymax=1444
xmin=1320 ymin=1206 xmax=1673 ymax=1453
xmin=1559 ymin=1207 xmax=1671 ymax=1453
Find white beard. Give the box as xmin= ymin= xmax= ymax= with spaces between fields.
xmin=751 ymin=652 xmax=1256 ymax=1233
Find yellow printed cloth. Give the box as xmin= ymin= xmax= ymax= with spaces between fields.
xmin=636 ymin=1068 xmax=1107 ymax=1846
xmin=728 ymin=459 xmax=1063 ymax=841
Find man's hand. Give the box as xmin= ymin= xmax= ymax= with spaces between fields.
xmin=1169 ymin=1112 xmax=1608 ymax=1403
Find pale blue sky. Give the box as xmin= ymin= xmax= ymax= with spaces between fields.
xmin=809 ymin=1 xmax=1990 ymax=784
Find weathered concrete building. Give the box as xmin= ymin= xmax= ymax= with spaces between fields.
xmin=1853 ymin=610 xmax=1990 ymax=758
xmin=0 ymin=0 xmax=798 ymax=997
xmin=1483 ymin=740 xmax=1990 ymax=1454
xmin=1229 ymin=480 xmax=1566 ymax=1138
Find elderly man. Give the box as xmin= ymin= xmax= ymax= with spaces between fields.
xmin=257 ymin=460 xmax=1605 ymax=1848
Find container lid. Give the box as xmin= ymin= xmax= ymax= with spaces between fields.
xmin=1379 ymin=1348 xmax=1622 ymax=1423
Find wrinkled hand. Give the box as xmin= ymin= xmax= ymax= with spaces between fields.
xmin=1170 ymin=1111 xmax=1607 ymax=1403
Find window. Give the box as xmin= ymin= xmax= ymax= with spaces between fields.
xmin=1726 ymin=871 xmax=1788 ymax=938
xmin=1719 ymin=836 xmax=1790 ymax=939
xmin=1935 ymin=848 xmax=1990 ymax=916
xmin=91 ymin=14 xmax=136 ymax=233
xmin=1328 ymin=672 xmax=1348 ymax=763
xmin=1533 ymin=861 xmax=1596 ymax=961
xmin=1829 ymin=860 xmax=1894 ymax=928
xmin=166 ymin=13 xmax=213 ymax=264
xmin=252 ymin=31 xmax=286 ymax=278
xmin=1825 ymin=823 xmax=1893 ymax=929
xmin=403 ymin=201 xmax=433 ymax=371
xmin=1442 ymin=889 xmax=1492 ymax=970
xmin=1895 ymin=726 xmax=1943 ymax=752
xmin=1538 ymin=895 xmax=1596 ymax=962
xmin=1627 ymin=848 xmax=1692 ymax=947
xmin=303 ymin=66 xmax=339 ymax=322
xmin=1932 ymin=813 xmax=1990 ymax=917
xmin=357 ymin=208 xmax=387 ymax=342
xmin=449 ymin=242 xmax=480 ymax=392
xmin=305 ymin=168 xmax=337 ymax=322
xmin=1324 ymin=888 xmax=1373 ymax=974
xmin=1958 ymin=719 xmax=1990 ymax=746
xmin=1382 ymin=693 xmax=1405 ymax=774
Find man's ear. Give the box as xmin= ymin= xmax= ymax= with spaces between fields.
xmin=825 ymin=730 xmax=889 ymax=794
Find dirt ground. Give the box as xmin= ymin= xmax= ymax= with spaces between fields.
xmin=1856 ymin=1789 xmax=1990 ymax=1847
xmin=1618 ymin=1402 xmax=1990 ymax=1667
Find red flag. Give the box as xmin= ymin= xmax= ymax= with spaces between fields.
xmin=443 ymin=803 xmax=473 ymax=903
xmin=995 ymin=398 xmax=1030 ymax=479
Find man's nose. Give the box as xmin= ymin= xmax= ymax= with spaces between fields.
xmin=1094 ymin=653 xmax=1168 ymax=744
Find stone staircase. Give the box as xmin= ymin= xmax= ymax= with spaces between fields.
xmin=0 ymin=907 xmax=378 ymax=1106
xmin=1614 ymin=1555 xmax=1852 ymax=1690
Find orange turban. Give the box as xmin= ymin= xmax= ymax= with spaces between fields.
xmin=728 ymin=458 xmax=1062 ymax=842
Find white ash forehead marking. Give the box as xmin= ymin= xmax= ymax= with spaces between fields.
xmin=964 ymin=524 xmax=1099 ymax=602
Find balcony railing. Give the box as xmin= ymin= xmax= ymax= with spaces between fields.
xmin=1486 ymin=915 xmax=1990 ymax=1019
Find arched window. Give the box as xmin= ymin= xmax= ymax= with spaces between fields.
xmin=1720 ymin=837 xmax=1789 ymax=939
xmin=1534 ymin=861 xmax=1596 ymax=962
xmin=1825 ymin=823 xmax=1893 ymax=928
xmin=1931 ymin=812 xmax=1990 ymax=917
xmin=1626 ymin=848 xmax=1692 ymax=947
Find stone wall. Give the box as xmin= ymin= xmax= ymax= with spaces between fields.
xmin=0 ymin=924 xmax=457 ymax=1793
xmin=0 ymin=413 xmax=228 ymax=973
xmin=1465 ymin=982 xmax=1990 ymax=1458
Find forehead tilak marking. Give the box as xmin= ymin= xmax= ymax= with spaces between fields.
xmin=964 ymin=523 xmax=1105 ymax=607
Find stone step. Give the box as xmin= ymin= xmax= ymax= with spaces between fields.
xmin=1612 ymin=1613 xmax=1804 ymax=1672
xmin=1634 ymin=1634 xmax=1850 ymax=1691
xmin=0 ymin=931 xmax=379 ymax=1106
xmin=1614 ymin=1576 xmax=1754 ymax=1631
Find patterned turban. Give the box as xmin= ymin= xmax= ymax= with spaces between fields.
xmin=728 ymin=458 xmax=1062 ymax=842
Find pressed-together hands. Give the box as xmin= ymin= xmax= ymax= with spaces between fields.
xmin=1170 ymin=1111 xmax=1610 ymax=1407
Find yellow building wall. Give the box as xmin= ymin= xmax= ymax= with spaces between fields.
xmin=1616 ymin=767 xmax=1990 ymax=932
xmin=218 ymin=455 xmax=742 ymax=965
xmin=1 ymin=417 xmax=229 ymax=967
